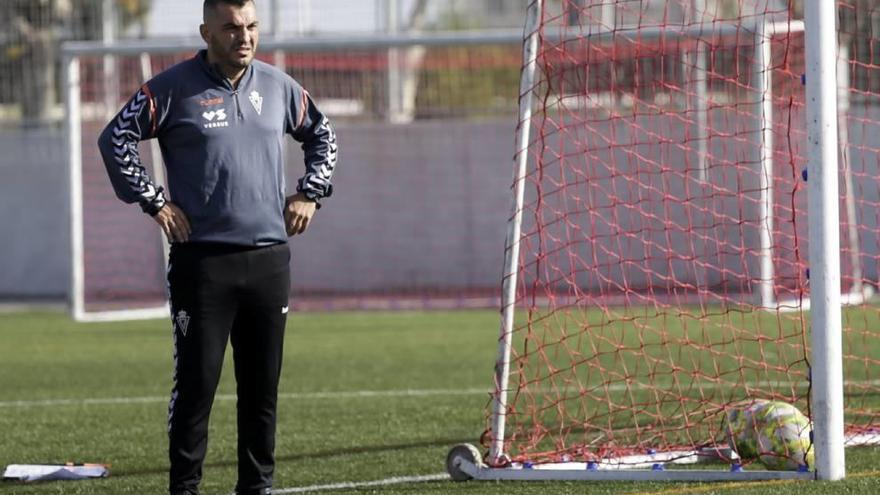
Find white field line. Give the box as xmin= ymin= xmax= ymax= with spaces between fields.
xmin=272 ymin=473 xmax=448 ymax=494
xmin=0 ymin=388 xmax=491 ymax=408
xmin=3 ymin=379 xmax=880 ymax=409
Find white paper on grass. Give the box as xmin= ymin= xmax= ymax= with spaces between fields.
xmin=3 ymin=464 xmax=109 ymax=482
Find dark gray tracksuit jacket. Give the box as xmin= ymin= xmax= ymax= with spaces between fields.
xmin=98 ymin=50 xmax=337 ymax=246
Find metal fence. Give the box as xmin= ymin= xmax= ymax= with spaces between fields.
xmin=5 ymin=1 xmax=880 ymax=128
xmin=0 ymin=0 xmax=526 ymax=127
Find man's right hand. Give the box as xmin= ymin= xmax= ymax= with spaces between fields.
xmin=153 ymin=202 xmax=192 ymax=243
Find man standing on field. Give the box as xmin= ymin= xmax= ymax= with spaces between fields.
xmin=97 ymin=1 xmax=337 ymax=493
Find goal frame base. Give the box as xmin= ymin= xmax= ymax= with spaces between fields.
xmin=456 ymin=460 xmax=814 ymax=482
xmin=447 ymin=444 xmax=817 ymax=482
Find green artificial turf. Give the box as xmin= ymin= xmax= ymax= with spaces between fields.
xmin=0 ymin=309 xmax=877 ymax=495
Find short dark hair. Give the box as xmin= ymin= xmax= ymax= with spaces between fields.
xmin=204 ymin=0 xmax=254 ymax=12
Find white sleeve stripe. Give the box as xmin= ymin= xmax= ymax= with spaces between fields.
xmin=111 ymin=89 xmax=164 ymax=206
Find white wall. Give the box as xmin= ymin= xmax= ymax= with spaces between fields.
xmin=0 ymin=129 xmax=70 ymax=299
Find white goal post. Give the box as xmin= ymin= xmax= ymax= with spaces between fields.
xmin=804 ymin=0 xmax=845 ymax=480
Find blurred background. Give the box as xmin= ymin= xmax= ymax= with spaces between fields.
xmin=1 ymin=0 xmax=529 ymax=309
xmin=2 ymin=0 xmax=878 ymax=314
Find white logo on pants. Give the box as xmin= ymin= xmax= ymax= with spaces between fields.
xmin=175 ymin=310 xmax=191 ymax=336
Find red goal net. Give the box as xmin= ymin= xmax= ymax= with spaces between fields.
xmin=487 ymin=0 xmax=880 ymax=467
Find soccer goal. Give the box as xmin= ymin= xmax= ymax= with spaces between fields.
xmin=447 ymin=0 xmax=880 ymax=483
xmin=62 ymin=32 xmax=528 ymax=322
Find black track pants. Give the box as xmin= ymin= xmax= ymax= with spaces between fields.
xmin=166 ymin=242 xmax=290 ymax=495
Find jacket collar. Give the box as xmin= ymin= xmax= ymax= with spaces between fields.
xmin=195 ymin=49 xmax=253 ymax=90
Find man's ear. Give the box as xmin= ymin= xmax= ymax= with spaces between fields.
xmin=199 ymin=24 xmax=209 ymax=43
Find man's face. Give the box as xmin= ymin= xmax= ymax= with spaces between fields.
xmin=200 ymin=1 xmax=259 ymax=73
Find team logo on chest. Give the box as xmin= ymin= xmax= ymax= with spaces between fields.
xmin=202 ymin=108 xmax=229 ymax=128
xmin=249 ymin=90 xmax=263 ymax=115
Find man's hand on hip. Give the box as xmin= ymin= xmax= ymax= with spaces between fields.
xmin=153 ymin=202 xmax=192 ymax=243
xmin=284 ymin=192 xmax=317 ymax=236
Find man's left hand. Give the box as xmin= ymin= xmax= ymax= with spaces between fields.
xmin=284 ymin=192 xmax=317 ymax=236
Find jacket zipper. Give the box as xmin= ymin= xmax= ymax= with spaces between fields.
xmin=232 ymin=90 xmax=243 ymax=120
